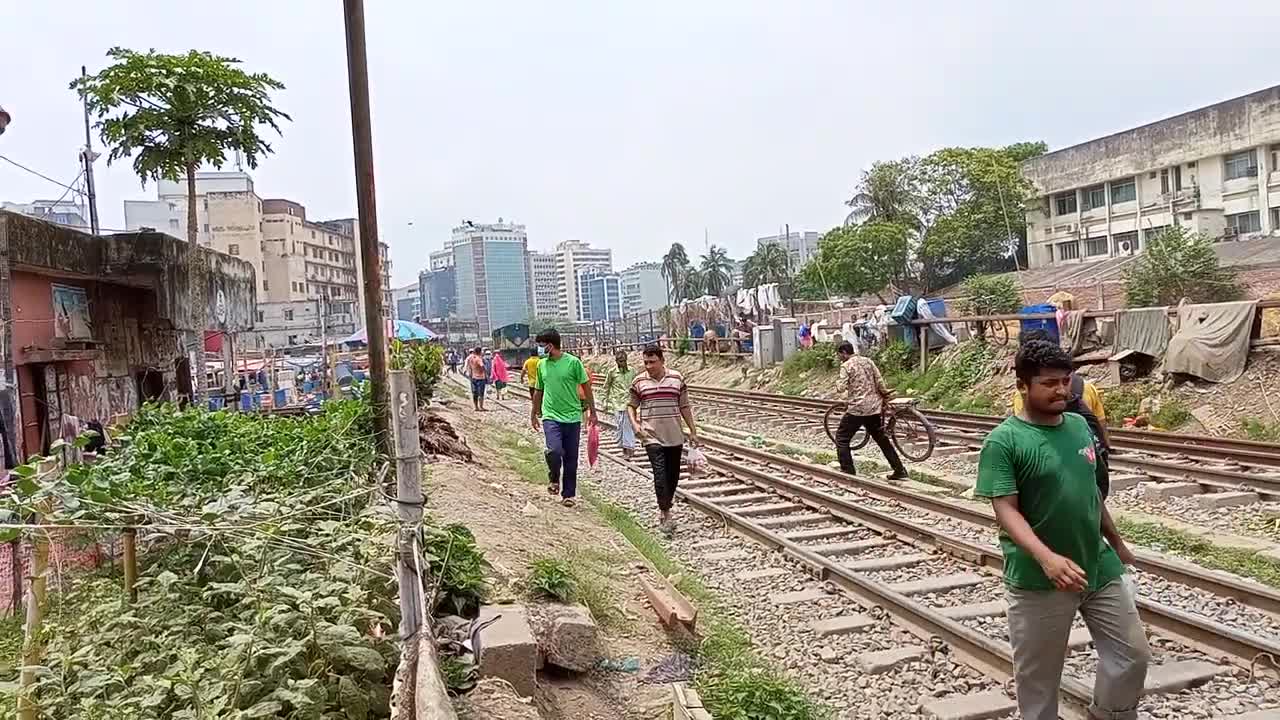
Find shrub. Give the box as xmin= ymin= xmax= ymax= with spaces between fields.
xmin=390 ymin=339 xmax=444 ymax=402
xmin=960 ymin=274 xmax=1020 ymax=315
xmin=526 ymin=557 xmax=577 ymax=602
xmin=1124 ymin=226 xmax=1241 ymax=307
xmin=871 ymin=341 xmax=914 ymax=377
xmin=1151 ymin=398 xmax=1192 ymax=430
xmin=781 ymin=341 xmax=837 ymax=377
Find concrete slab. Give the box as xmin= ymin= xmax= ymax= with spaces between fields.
xmin=809 ymin=614 xmax=877 ymax=637
xmin=1114 ymin=509 xmax=1277 ymax=552
xmin=1142 ymin=660 xmax=1230 ymax=695
xmin=782 ymin=526 xmax=859 ymax=542
xmin=1140 ymin=481 xmax=1202 ymax=500
xmin=1108 ymin=473 xmax=1146 ymax=492
xmin=756 ymin=513 xmax=828 ymax=529
xmin=475 ymin=604 xmax=538 ymax=697
xmin=703 ymin=549 xmax=750 ymax=562
xmin=689 ymin=486 xmax=756 ymax=498
xmin=1195 ymin=491 xmax=1259 ymax=509
xmin=736 ymin=567 xmax=790 ymax=581
xmin=543 ymin=604 xmax=600 ymax=672
xmin=922 ymin=691 xmax=1017 ymax=720
xmin=682 ymin=478 xmax=736 ymax=489
xmin=956 ymin=450 xmax=983 ymax=463
xmin=1260 ymin=547 xmax=1280 ymax=564
xmin=939 ymin=601 xmax=1007 ymax=620
xmin=855 ymin=646 xmax=927 ymax=674
xmin=736 ymin=502 xmax=803 ymax=517
xmin=888 ymin=573 xmax=986 ymax=596
xmin=716 ymin=492 xmax=774 ymax=506
xmin=1067 ymin=626 xmax=1093 ymax=649
xmin=843 ymin=553 xmax=932 ymax=572
xmin=1213 ymin=711 xmax=1280 ymax=720
xmin=770 ymin=587 xmax=830 ymax=605
xmin=809 ymin=538 xmax=895 ymax=556
xmin=929 ymin=445 xmax=971 ymax=457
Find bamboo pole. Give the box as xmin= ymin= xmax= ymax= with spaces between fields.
xmin=122 ymin=528 xmax=138 ymax=603
xmin=17 ymin=509 xmax=50 ymax=720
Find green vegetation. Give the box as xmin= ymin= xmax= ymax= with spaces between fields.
xmin=527 ymin=557 xmax=577 ymax=601
xmin=870 ymin=341 xmax=915 ymax=377
xmin=75 ymin=48 xmax=289 ymax=246
xmin=523 ymin=552 xmax=623 ymax=627
xmin=881 ymin=341 xmax=999 ymax=412
xmin=777 ymin=342 xmax=838 ymax=396
xmin=742 ymin=243 xmax=791 ymax=288
xmin=1150 ymin=398 xmax=1192 ymax=431
xmin=1116 ymin=518 xmax=1280 ymax=590
xmin=390 ymin=339 xmax=444 ymax=402
xmin=960 ymin=274 xmax=1021 ymax=315
xmin=0 ymin=396 xmax=415 ymax=718
xmin=1242 ymin=418 xmax=1280 ymax=443
xmin=586 ymin=493 xmax=828 ymax=720
xmin=1097 ymin=385 xmax=1192 ymax=430
xmin=1124 ymin=226 xmax=1241 ymax=307
xmin=794 ymin=222 xmax=911 ymax=300
xmin=423 ymin=522 xmax=490 ymax=616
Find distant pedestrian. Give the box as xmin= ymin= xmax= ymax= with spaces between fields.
xmin=530 ymin=329 xmax=597 ymax=507
xmin=977 ymin=340 xmax=1148 ymax=720
xmin=798 ymin=320 xmax=813 ymax=349
xmin=601 ymin=350 xmax=638 ymax=458
xmin=491 ymin=351 xmax=510 ymax=400
xmin=482 ymin=349 xmax=494 ymax=382
xmin=628 ymin=345 xmax=698 ymax=536
xmin=446 ymin=349 xmax=459 ymax=374
xmin=832 ymin=341 xmax=909 ymax=481
xmin=466 ymin=347 xmax=488 ymax=411
xmin=523 ymin=352 xmax=541 ymax=400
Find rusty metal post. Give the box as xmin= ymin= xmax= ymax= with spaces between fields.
xmin=343 ymin=0 xmax=390 ymax=455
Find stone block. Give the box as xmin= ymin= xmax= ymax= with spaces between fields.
xmin=756 ymin=512 xmax=827 ymax=528
xmin=809 ymin=538 xmax=894 ymax=556
xmin=855 ymin=646 xmax=927 ymax=673
xmin=736 ymin=501 xmax=803 ymax=517
xmin=809 ymin=614 xmax=876 ymax=637
xmin=736 ymin=567 xmax=790 ymax=581
xmin=843 ymin=553 xmax=931 ymax=572
xmin=1213 ymin=711 xmax=1280 ymax=720
xmin=544 ymin=604 xmax=600 ymax=672
xmin=703 ymin=549 xmax=750 ymax=562
xmin=770 ymin=587 xmax=829 ymax=605
xmin=923 ymin=691 xmax=1018 ymax=720
xmin=782 ymin=526 xmax=858 ymax=542
xmin=1108 ymin=473 xmax=1146 ymax=492
xmin=1258 ymin=547 xmax=1280 ymax=564
xmin=1195 ymin=491 xmax=1259 ymax=509
xmin=475 ymin=604 xmax=538 ymax=698
xmin=939 ymin=601 xmax=1006 ymax=620
xmin=888 ymin=572 xmax=985 ymax=596
xmin=1139 ymin=481 xmax=1202 ymax=500
xmin=1142 ymin=660 xmax=1230 ymax=695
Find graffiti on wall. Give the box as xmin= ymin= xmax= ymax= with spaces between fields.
xmin=52 ymin=284 xmax=93 ymax=340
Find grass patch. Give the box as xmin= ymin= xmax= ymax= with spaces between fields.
xmin=882 ymin=341 xmax=998 ymax=412
xmin=1150 ymin=398 xmax=1192 ymax=430
xmin=584 ymin=491 xmax=828 ymax=720
xmin=442 ymin=378 xmax=468 ymax=399
xmin=493 ymin=428 xmax=549 ymax=485
xmin=1242 ymin=417 xmax=1280 ymax=442
xmin=1116 ymin=517 xmax=1280 ymax=589
xmin=524 ymin=551 xmax=625 ymax=628
xmin=528 ymin=556 xmax=577 ymax=600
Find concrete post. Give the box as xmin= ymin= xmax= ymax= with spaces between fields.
xmin=1259 ymin=144 xmax=1272 ymax=235
xmin=771 ymin=318 xmax=784 ymax=365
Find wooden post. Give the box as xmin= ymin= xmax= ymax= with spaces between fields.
xmin=123 ymin=528 xmax=138 ymax=603
xmin=17 ymin=506 xmax=50 ymax=720
xmin=9 ymin=538 xmax=21 ymax=616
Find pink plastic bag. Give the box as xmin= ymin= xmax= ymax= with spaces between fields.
xmin=686 ymin=447 xmax=708 ymax=477
xmin=587 ymin=423 xmax=601 ymax=467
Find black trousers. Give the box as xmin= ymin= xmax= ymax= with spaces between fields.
xmin=646 ymin=444 xmax=683 ymax=511
xmin=835 ymin=413 xmax=908 ymax=478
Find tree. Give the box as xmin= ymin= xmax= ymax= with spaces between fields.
xmin=661 ymin=243 xmax=690 ymax=304
xmin=844 ymin=159 xmax=925 ymax=229
xmin=683 ymin=268 xmax=706 ymax=299
xmin=794 ymin=222 xmax=911 ymax=301
xmin=527 ymin=314 xmax=573 ymax=334
xmin=74 ymin=47 xmax=289 ymax=244
xmin=960 ymin=274 xmax=1021 ymax=315
xmin=742 ymin=242 xmax=790 ymax=288
xmin=699 ymin=245 xmax=734 ymax=297
xmin=1124 ymin=227 xmax=1240 ymax=307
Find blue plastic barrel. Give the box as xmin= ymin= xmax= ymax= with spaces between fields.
xmin=1018 ymin=304 xmax=1059 ymax=343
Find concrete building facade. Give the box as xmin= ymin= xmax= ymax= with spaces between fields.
xmin=1 ymin=200 xmax=89 ymax=230
xmin=418 ymin=267 xmax=456 ymax=322
xmin=529 ymin=251 xmax=560 ymax=317
xmin=554 ymin=240 xmax=612 ymax=321
xmin=452 ymin=227 xmax=533 ymax=336
xmin=578 ymin=269 xmax=622 ymax=322
xmin=620 ymin=262 xmax=666 ymax=316
xmin=318 ymin=217 xmax=393 ymax=320
xmin=1023 ymin=85 xmax=1280 ymax=269
xmin=757 ymin=230 xmax=820 ymax=270
xmin=393 ymin=283 xmax=420 ymax=321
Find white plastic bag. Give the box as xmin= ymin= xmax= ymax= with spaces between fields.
xmin=686 ymin=447 xmax=709 ymax=477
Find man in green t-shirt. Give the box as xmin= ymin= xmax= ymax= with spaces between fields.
xmin=976 ymin=340 xmax=1149 ymax=720
xmin=530 ymin=328 xmax=597 ymax=507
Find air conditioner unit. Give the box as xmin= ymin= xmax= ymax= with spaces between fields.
xmin=1223 ymin=227 xmax=1240 ymax=240
xmin=1119 ymin=240 xmax=1134 ymax=254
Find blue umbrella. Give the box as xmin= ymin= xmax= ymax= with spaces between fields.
xmin=342 ymin=320 xmax=436 ymax=344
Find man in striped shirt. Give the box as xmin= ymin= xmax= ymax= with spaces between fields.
xmin=627 ymin=345 xmax=699 ymax=535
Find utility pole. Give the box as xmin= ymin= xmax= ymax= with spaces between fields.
xmin=343 ymin=0 xmax=390 ymax=453
xmin=79 ymin=66 xmax=100 ymax=235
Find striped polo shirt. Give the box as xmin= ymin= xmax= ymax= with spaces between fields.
xmin=629 ymin=369 xmax=691 ymax=447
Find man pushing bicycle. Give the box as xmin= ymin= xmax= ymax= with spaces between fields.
xmin=833 ymin=341 xmax=911 ymax=481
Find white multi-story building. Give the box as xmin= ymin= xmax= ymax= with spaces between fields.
xmin=1 ymin=199 xmax=88 ymax=229
xmin=620 ymin=262 xmax=666 ymax=315
xmin=554 ymin=240 xmax=612 ymax=321
xmin=529 ymin=250 xmax=560 ymax=317
xmin=1023 ymin=85 xmax=1280 ymax=269
xmin=757 ymin=230 xmax=820 ymax=270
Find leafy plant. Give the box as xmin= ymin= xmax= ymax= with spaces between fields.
xmin=742 ymin=243 xmax=790 ymax=288
xmin=781 ymin=342 xmax=838 ymax=377
xmin=699 ymin=245 xmax=735 ymax=297
xmin=526 ymin=557 xmax=577 ymax=602
xmin=1242 ymin=418 xmax=1280 ymax=442
xmin=677 ymin=335 xmax=691 ymax=356
xmin=871 ymin=341 xmax=914 ymax=377
xmin=73 ymin=47 xmax=289 ymax=245
xmin=1151 ymin=398 xmax=1192 ymax=430
xmin=1124 ymin=226 xmax=1241 ymax=306
xmin=390 ymin=339 xmax=444 ymax=403
xmin=422 ymin=523 xmax=490 ymax=616
xmin=960 ymin=274 xmax=1020 ymax=315
xmin=794 ymin=222 xmax=910 ymax=301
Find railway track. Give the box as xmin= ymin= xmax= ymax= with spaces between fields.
xmin=472 ymin=380 xmax=1280 ymax=719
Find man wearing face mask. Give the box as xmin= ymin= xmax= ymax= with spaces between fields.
xmin=530 ymin=329 xmax=597 ymax=507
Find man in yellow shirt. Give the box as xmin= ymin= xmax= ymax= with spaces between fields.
xmin=523 ymin=353 xmax=542 ymax=400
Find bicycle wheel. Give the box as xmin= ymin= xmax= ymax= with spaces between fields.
xmin=989 ymin=319 xmax=1010 ymax=347
xmin=888 ymin=407 xmax=937 ymax=462
xmin=823 ymin=403 xmax=868 ymax=450
xmin=964 ymin=320 xmax=987 ymax=342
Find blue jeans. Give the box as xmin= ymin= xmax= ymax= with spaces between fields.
xmin=543 ymin=420 xmax=581 ymax=498
xmin=469 ymin=378 xmax=487 ymax=401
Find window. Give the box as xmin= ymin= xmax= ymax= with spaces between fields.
xmin=1057 ymin=241 xmax=1080 ymax=261
xmin=1143 ymin=225 xmax=1169 ymax=244
xmin=1272 ymin=207 xmax=1280 ymax=231
xmin=1054 ymin=192 xmax=1077 ymax=216
xmin=284 ymin=309 xmax=294 ymax=321
xmin=1082 ymin=185 xmax=1106 ymax=211
xmin=202 ymin=223 xmax=209 ymax=233
xmin=263 ymin=279 xmax=269 ymax=291
xmin=1113 ymin=231 xmax=1139 ymax=253
xmin=1109 ymin=178 xmax=1136 ymax=204
xmin=1160 ymin=169 xmax=1169 ymax=194
xmin=169 ymin=218 xmax=180 ymax=229
xmin=256 ymin=311 xmax=264 ymax=323
xmin=1224 ymin=150 xmax=1258 ymax=180
xmin=1174 ymin=165 xmax=1183 ymax=191
xmin=1085 ymin=237 xmax=1109 ymax=257
xmin=311 ymin=230 xmax=316 ymax=239
xmin=228 ymin=243 xmax=240 ymax=256
xmin=1226 ymin=211 xmax=1262 ymax=234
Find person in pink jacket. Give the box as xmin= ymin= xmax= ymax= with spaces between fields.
xmin=490 ymin=351 xmax=511 ymax=400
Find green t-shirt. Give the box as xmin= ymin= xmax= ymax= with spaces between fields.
xmin=975 ymin=413 xmax=1123 ymax=592
xmin=535 ymin=353 xmax=588 ymax=424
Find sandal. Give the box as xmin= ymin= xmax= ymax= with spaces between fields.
xmin=547 ymin=483 xmax=560 ymax=495
xmin=561 ymin=498 xmax=577 ymax=508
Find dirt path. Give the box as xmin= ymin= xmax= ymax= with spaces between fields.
xmin=427 ymin=402 xmax=678 ymax=720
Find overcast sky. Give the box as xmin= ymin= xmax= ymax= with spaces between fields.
xmin=3 ymin=1 xmax=1279 ymax=286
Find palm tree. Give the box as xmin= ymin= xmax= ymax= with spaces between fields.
xmin=699 ymin=245 xmax=733 ymax=297
xmin=661 ymin=243 xmax=690 ymax=304
xmin=683 ymin=268 xmax=705 ymax=299
xmin=742 ymin=242 xmax=790 ymax=288
xmin=844 ymin=159 xmax=923 ymax=229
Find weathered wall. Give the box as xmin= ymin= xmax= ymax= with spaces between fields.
xmin=1024 ymin=85 xmax=1280 ymax=194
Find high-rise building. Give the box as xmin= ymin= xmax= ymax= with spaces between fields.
xmin=578 ymin=269 xmax=622 ymax=322
xmin=620 ymin=262 xmax=667 ymax=315
xmin=319 ymin=217 xmax=393 ymax=319
xmin=1 ymin=200 xmax=88 ymax=229
xmin=757 ymin=230 xmax=820 ymax=271
xmin=553 ymin=240 xmax=612 ymax=321
xmin=529 ymin=251 xmax=560 ymax=317
xmin=451 ymin=220 xmax=533 ymax=335
xmin=418 ymin=267 xmax=456 ymax=322
xmin=1023 ymin=85 xmax=1280 ymax=268
xmin=393 ymin=283 xmax=420 ymax=321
